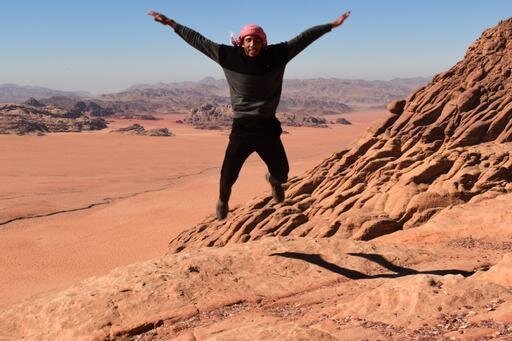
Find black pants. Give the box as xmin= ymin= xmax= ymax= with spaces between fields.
xmin=219 ymin=117 xmax=289 ymax=202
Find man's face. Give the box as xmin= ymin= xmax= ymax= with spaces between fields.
xmin=242 ymin=35 xmax=263 ymax=57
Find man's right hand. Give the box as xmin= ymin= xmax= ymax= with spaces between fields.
xmin=148 ymin=11 xmax=176 ymax=29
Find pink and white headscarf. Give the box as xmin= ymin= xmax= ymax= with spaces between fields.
xmin=231 ymin=24 xmax=267 ymax=47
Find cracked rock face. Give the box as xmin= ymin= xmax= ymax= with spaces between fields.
xmin=169 ymin=18 xmax=512 ymax=253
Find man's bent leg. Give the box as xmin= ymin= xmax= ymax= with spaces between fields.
xmin=218 ymin=136 xmax=254 ymax=218
xmin=256 ymin=135 xmax=289 ymax=203
xmin=256 ymin=135 xmax=289 ymax=183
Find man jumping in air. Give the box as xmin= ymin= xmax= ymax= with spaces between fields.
xmin=149 ymin=8 xmax=350 ymax=220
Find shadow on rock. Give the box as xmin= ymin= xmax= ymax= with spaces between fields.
xmin=270 ymin=252 xmax=475 ymax=279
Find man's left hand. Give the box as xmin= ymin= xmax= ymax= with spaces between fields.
xmin=332 ymin=11 xmax=350 ymax=28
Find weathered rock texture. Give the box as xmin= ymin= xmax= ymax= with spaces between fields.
xmin=169 ymin=18 xmax=512 ymax=253
xmin=1 ymin=194 xmax=512 ymax=340
xmin=0 ymin=103 xmax=107 ymax=135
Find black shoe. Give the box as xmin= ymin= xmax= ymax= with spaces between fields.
xmin=216 ymin=199 xmax=229 ymax=220
xmin=265 ymin=172 xmax=285 ymax=203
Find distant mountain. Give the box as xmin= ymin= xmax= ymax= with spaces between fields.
xmin=112 ymin=77 xmax=431 ymax=113
xmin=2 ymin=77 xmax=430 ymax=115
xmin=100 ymin=84 xmax=229 ymax=114
xmin=125 ymin=77 xmax=226 ymax=92
xmin=388 ymin=77 xmax=432 ymax=89
xmin=281 ymin=77 xmax=431 ymax=109
xmin=0 ymin=84 xmax=90 ymax=103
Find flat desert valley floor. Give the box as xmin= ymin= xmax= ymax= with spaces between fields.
xmin=0 ymin=111 xmax=387 ymax=307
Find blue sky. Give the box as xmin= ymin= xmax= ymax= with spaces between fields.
xmin=1 ymin=1 xmax=510 ymax=94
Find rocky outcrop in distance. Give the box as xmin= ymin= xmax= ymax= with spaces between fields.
xmin=0 ymin=103 xmax=107 ymax=135
xmin=335 ymin=117 xmax=352 ymax=125
xmin=278 ymin=112 xmax=329 ymax=128
xmin=38 ymin=97 xmax=115 ymax=117
xmin=181 ymin=103 xmax=352 ymax=130
xmin=168 ymin=17 xmax=512 ymax=253
xmin=23 ymin=97 xmax=45 ymax=108
xmin=180 ymin=103 xmax=233 ymax=130
xmin=112 ymin=124 xmax=174 ymax=137
xmin=100 ymin=87 xmax=229 ymax=115
xmin=39 ymin=97 xmax=164 ymax=121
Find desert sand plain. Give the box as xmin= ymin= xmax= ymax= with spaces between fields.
xmin=0 ymin=110 xmax=385 ymax=307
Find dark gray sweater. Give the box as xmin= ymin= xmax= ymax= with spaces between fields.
xmin=174 ymin=23 xmax=332 ymax=120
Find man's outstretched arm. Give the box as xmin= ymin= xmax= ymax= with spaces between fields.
xmin=286 ymin=10 xmax=351 ymax=62
xmin=148 ymin=11 xmax=220 ymax=63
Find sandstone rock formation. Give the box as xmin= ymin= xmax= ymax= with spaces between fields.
xmin=115 ymin=113 xmax=160 ymax=120
xmin=386 ymin=99 xmax=406 ymax=115
xmin=181 ymin=103 xmax=349 ymax=130
xmin=23 ymin=97 xmax=45 ymax=108
xmin=334 ymin=117 xmax=352 ymax=125
xmin=169 ymin=18 xmax=512 ymax=253
xmin=100 ymin=87 xmax=229 ymax=114
xmin=37 ymin=97 xmax=115 ymax=117
xmin=112 ymin=124 xmax=174 ymax=137
xmin=182 ymin=103 xmax=233 ymax=130
xmin=278 ymin=112 xmax=329 ymax=128
xmin=0 ymin=103 xmax=107 ymax=135
xmin=72 ymin=100 xmax=114 ymax=117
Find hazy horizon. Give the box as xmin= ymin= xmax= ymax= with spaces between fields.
xmin=0 ymin=75 xmax=432 ymax=96
xmin=1 ymin=0 xmax=511 ymax=93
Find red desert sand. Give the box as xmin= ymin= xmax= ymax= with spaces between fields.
xmin=0 ymin=111 xmax=384 ymax=307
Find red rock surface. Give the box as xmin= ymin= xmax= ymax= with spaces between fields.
xmin=1 ymin=194 xmax=511 ymax=340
